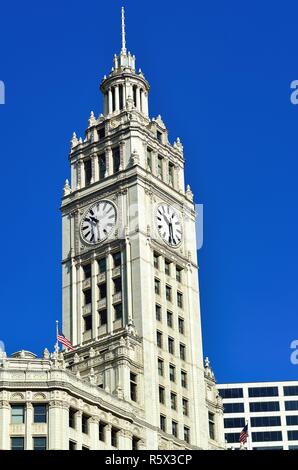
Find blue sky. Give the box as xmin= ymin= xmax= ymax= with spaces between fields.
xmin=0 ymin=0 xmax=298 ymax=383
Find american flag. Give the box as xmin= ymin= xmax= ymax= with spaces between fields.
xmin=239 ymin=424 xmax=248 ymax=444
xmin=57 ymin=332 xmax=74 ymax=351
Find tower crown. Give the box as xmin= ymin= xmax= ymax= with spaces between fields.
xmin=100 ymin=7 xmax=149 ymax=117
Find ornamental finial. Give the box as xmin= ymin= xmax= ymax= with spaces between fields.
xmin=121 ymin=7 xmax=127 ymax=54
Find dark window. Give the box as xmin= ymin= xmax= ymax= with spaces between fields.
xmin=113 ymin=277 xmax=122 ymax=293
xmin=167 ymin=311 xmax=173 ymax=327
xmin=169 ymin=364 xmax=176 ymax=382
xmin=170 ymin=392 xmax=177 ymax=410
xmin=153 ymin=253 xmax=159 ymax=269
xmin=158 ymin=358 xmax=164 ymax=376
xmin=209 ymin=412 xmax=215 ymax=440
xmin=130 ymin=373 xmax=137 ymax=402
xmin=159 ymin=386 xmax=165 ymax=404
xmin=69 ymin=440 xmax=76 ymax=450
xmin=253 ymin=446 xmax=283 ymax=450
xmin=224 ymin=403 xmax=245 ymax=413
xmin=155 ymin=278 xmax=161 ymax=295
xmin=168 ymin=337 xmax=174 ymax=354
xmin=82 ymin=446 xmax=89 ymax=450
xmin=147 ymin=148 xmax=152 ymax=171
xmin=33 ymin=437 xmax=46 ymax=450
xmin=182 ymin=398 xmax=189 ymax=416
xmin=33 ymin=404 xmax=47 ymax=423
xmin=98 ymin=283 xmax=107 ymax=299
xmin=112 ymin=147 xmax=121 ymax=173
xmin=176 ymin=267 xmax=182 ymax=283
xmin=181 ymin=370 xmax=187 ymax=388
xmin=83 ymin=264 xmax=91 ymax=279
xmin=166 ymin=285 xmax=172 ymax=302
xmin=133 ymin=85 xmax=137 ymax=107
xmin=99 ymin=422 xmax=106 ymax=442
xmin=113 ymin=252 xmax=121 ymax=267
xmin=99 ymin=153 xmax=106 ymax=179
xmin=84 ymin=289 xmax=92 ymax=305
xmin=224 ymin=417 xmax=245 ymax=428
xmin=168 ymin=163 xmax=174 ymax=186
xmin=249 ymin=402 xmax=280 ymax=412
xmin=284 ymin=386 xmax=298 ymax=396
xmin=177 ymin=292 xmax=183 ymax=308
xmin=218 ymin=388 xmax=244 ymax=399
xmin=157 ymin=131 xmax=162 ymax=143
xmin=84 ymin=159 xmax=92 ymax=186
xmin=252 ymin=431 xmax=282 ymax=442
xmin=160 ymin=415 xmax=166 ymax=432
xmin=172 ymin=421 xmax=178 ymax=438
xmin=119 ymin=84 xmax=124 ymax=109
xmin=84 ymin=315 xmax=92 ymax=331
xmin=132 ymin=437 xmax=140 ymax=450
xmin=157 ymin=156 xmax=163 ymax=178
xmin=225 ymin=433 xmax=240 ymax=443
xmin=114 ymin=303 xmax=122 ymax=320
xmin=69 ymin=408 xmax=76 ymax=428
xmin=98 ymin=127 xmax=105 ymax=139
xmin=248 ymin=387 xmax=278 ymax=398
xmin=180 ymin=343 xmax=186 ymax=361
xmin=157 ymin=331 xmax=162 ymax=348
xmin=156 ymin=305 xmax=161 ymax=321
xmin=178 ymin=317 xmax=185 ymax=334
xmin=11 ymin=405 xmax=25 ymax=424
xmin=285 ymin=401 xmax=298 ymax=411
xmin=288 ymin=431 xmax=298 ymax=441
xmin=98 ymin=257 xmax=106 ymax=273
xmin=11 ymin=437 xmax=24 ymax=450
xmin=165 ymin=260 xmax=171 ymax=276
xmin=286 ymin=415 xmax=298 ymax=426
xmin=82 ymin=414 xmax=89 ymax=434
xmin=111 ymin=427 xmax=119 ymax=448
xmin=184 ymin=426 xmax=190 ymax=443
xmin=251 ymin=416 xmax=281 ymax=427
xmin=99 ymin=309 xmax=107 ymax=326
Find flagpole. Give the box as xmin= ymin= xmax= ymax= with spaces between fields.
xmin=55 ymin=320 xmax=59 ymax=354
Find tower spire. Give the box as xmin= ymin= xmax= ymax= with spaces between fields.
xmin=121 ymin=6 xmax=127 ymax=54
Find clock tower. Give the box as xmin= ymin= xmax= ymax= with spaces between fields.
xmin=61 ymin=8 xmax=224 ymax=449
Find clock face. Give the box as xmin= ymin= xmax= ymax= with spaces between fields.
xmin=156 ymin=204 xmax=182 ymax=247
xmin=81 ymin=200 xmax=117 ymax=244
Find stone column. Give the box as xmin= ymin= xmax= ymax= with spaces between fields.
xmin=48 ymin=401 xmax=68 ymax=450
xmin=93 ymin=153 xmax=99 ymax=183
xmin=152 ymin=151 xmax=158 ymax=176
xmin=25 ymin=402 xmax=33 ymax=450
xmin=105 ymin=146 xmax=112 ymax=177
xmin=0 ymin=400 xmax=10 ymax=450
xmin=105 ymin=424 xmax=112 ymax=448
xmin=106 ymin=251 xmax=113 ymax=334
xmin=91 ymin=256 xmax=98 ymax=340
xmin=119 ymin=429 xmax=132 ymax=449
xmin=76 ymin=411 xmax=83 ymax=450
xmin=144 ymin=92 xmax=149 ymax=116
xmin=80 ymin=160 xmax=85 ymax=188
xmin=108 ymin=88 xmax=113 ymax=114
xmin=89 ymin=417 xmax=99 ymax=450
xmin=115 ymin=85 xmax=120 ymax=112
xmin=119 ymin=140 xmax=125 ymax=171
xmin=76 ymin=263 xmax=83 ymax=346
xmin=71 ymin=255 xmax=77 ymax=345
xmin=125 ymin=237 xmax=133 ymax=324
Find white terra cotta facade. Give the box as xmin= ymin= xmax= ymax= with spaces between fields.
xmin=0 ymin=9 xmax=225 ymax=451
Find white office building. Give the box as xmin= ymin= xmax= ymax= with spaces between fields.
xmin=218 ymin=381 xmax=298 ymax=450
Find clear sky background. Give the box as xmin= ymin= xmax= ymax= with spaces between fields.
xmin=0 ymin=0 xmax=297 ymax=383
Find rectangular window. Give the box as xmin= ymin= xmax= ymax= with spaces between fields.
xmin=224 ymin=402 xmax=245 ymax=413
xmin=225 ymin=432 xmax=240 ymax=443
xmin=69 ymin=440 xmax=76 ymax=450
xmin=178 ymin=317 xmax=185 ymax=334
xmin=99 ymin=309 xmax=107 ymax=326
xmin=83 ymin=264 xmax=91 ymax=279
xmin=113 ymin=251 xmax=121 ymax=267
xmin=182 ymin=398 xmax=189 ymax=416
xmin=158 ymin=358 xmax=164 ymax=376
xmin=156 ymin=305 xmax=162 ymax=321
xmin=288 ymin=430 xmax=298 ymax=441
xmin=111 ymin=427 xmax=119 ymax=448
xmin=160 ymin=415 xmax=166 ymax=432
xmin=11 ymin=405 xmax=25 ymax=424
xmin=285 ymin=401 xmax=298 ymax=411
xmin=99 ymin=153 xmax=106 ymax=179
xmin=250 ymin=416 xmax=281 ymax=427
xmin=165 ymin=260 xmax=171 ymax=276
xmin=11 ymin=437 xmax=24 ymax=450
xmin=181 ymin=370 xmax=187 ymax=388
xmin=98 ymin=257 xmax=106 ymax=273
xmin=180 ymin=343 xmax=186 ymax=361
xmin=33 ymin=437 xmax=47 ymax=450
xmin=176 ymin=266 xmax=182 ymax=283
xmin=248 ymin=387 xmax=279 ymax=398
xmin=69 ymin=408 xmax=76 ymax=428
xmin=82 ymin=414 xmax=89 ymax=434
xmin=172 ymin=420 xmax=178 ymax=438
xmin=286 ymin=415 xmax=298 ymax=426
xmin=84 ymin=289 xmax=92 ymax=305
xmin=147 ymin=148 xmax=152 ymax=171
xmin=153 ymin=252 xmax=159 ymax=269
xmin=208 ymin=412 xmax=215 ymax=440
xmin=98 ymin=127 xmax=105 ymax=140
xmin=167 ymin=311 xmax=173 ymax=327
xmin=169 ymin=364 xmax=176 ymax=382
xmin=249 ymin=402 xmax=280 ymax=412
xmin=130 ymin=373 xmax=137 ymax=402
xmin=252 ymin=431 xmax=282 ymax=442
xmin=159 ymin=386 xmax=165 ymax=404
xmin=157 ymin=155 xmax=163 ymax=178
xmin=177 ymin=292 xmax=183 ymax=308
xmin=84 ymin=314 xmax=92 ymax=332
xmin=157 ymin=331 xmax=163 ymax=348
xmin=33 ymin=404 xmax=47 ymax=423
xmin=113 ymin=277 xmax=122 ymax=293
xmin=166 ymin=285 xmax=172 ymax=302
xmin=184 ymin=426 xmax=190 ymax=443
xmin=99 ymin=422 xmax=106 ymax=442
xmin=157 ymin=131 xmax=162 ymax=143
xmin=132 ymin=437 xmax=140 ymax=450
xmin=112 ymin=147 xmax=121 ymax=173
xmin=155 ymin=278 xmax=161 ymax=295
xmin=170 ymin=392 xmax=177 ymax=410
xmin=84 ymin=159 xmax=92 ymax=186
xmin=98 ymin=283 xmax=107 ymax=299
xmin=284 ymin=386 xmax=298 ymax=396
xmin=218 ymin=388 xmax=244 ymax=399
xmin=224 ymin=417 xmax=246 ymax=428
xmin=168 ymin=163 xmax=174 ymax=186
xmin=114 ymin=303 xmax=122 ymax=320
xmin=168 ymin=337 xmax=174 ymax=354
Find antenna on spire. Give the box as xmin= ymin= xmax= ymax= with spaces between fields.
xmin=121 ymin=6 xmax=127 ymax=54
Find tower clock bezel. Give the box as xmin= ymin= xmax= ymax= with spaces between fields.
xmin=155 ymin=202 xmax=183 ymax=248
xmin=80 ymin=199 xmax=117 ymax=246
